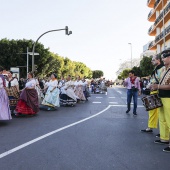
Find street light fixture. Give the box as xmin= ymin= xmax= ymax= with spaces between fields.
xmin=32 ymin=26 xmax=72 ymax=72
xmin=128 ymin=43 xmax=132 ymax=69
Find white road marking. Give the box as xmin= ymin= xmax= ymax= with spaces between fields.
xmin=0 ymin=104 xmax=144 ymax=159
xmin=96 ymin=97 xmax=103 ymax=98
xmin=117 ymin=91 xmax=122 ymax=94
xmin=0 ymin=105 xmax=111 ymax=159
xmin=93 ymin=102 xmax=102 ymax=104
xmin=109 ymin=102 xmax=118 ymax=104
xmin=109 ymin=97 xmax=115 ymax=98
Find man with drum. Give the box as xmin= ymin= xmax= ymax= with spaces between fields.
xmin=124 ymin=70 xmax=141 ymax=116
xmin=141 ymin=55 xmax=163 ymax=134
xmin=151 ymin=49 xmax=170 ymax=152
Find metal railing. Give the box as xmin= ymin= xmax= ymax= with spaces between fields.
xmin=148 ymin=9 xmax=154 ymax=18
xmin=154 ymin=11 xmax=164 ymax=26
xmin=154 ymin=2 xmax=170 ymax=26
xmin=148 ymin=41 xmax=154 ymax=48
xmin=164 ymin=2 xmax=170 ymax=15
xmin=154 ymin=0 xmax=160 ymax=9
xmin=155 ymin=25 xmax=170 ymax=43
xmin=148 ymin=25 xmax=154 ymax=34
xmin=165 ymin=24 xmax=170 ymax=35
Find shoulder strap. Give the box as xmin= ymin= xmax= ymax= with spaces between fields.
xmin=160 ymin=68 xmax=170 ymax=85
xmin=153 ymin=73 xmax=159 ymax=84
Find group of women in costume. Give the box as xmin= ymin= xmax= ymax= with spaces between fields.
xmin=0 ymin=68 xmax=90 ymax=121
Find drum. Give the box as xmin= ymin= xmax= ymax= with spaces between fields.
xmin=142 ymin=94 xmax=163 ymax=111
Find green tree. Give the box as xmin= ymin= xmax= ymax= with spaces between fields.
xmin=132 ymin=66 xmax=143 ymax=77
xmin=92 ymin=70 xmax=104 ymax=79
xmin=0 ymin=38 xmax=93 ymax=79
xmin=120 ymin=69 xmax=130 ymax=79
xmin=140 ymin=56 xmax=154 ymax=76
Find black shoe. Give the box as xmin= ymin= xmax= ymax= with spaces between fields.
xmin=156 ymin=134 xmax=160 ymax=138
xmin=154 ymin=140 xmax=169 ymax=145
xmin=126 ymin=110 xmax=130 ymax=113
xmin=163 ymin=147 xmax=170 ymax=153
xmin=141 ymin=129 xmax=153 ymax=133
xmin=133 ymin=113 xmax=137 ymax=116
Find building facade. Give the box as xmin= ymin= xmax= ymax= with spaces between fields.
xmin=147 ymin=0 xmax=170 ymax=53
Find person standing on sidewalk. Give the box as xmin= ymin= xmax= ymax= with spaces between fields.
xmin=141 ymin=55 xmax=164 ymax=133
xmin=124 ymin=70 xmax=141 ymax=116
xmin=151 ymin=49 xmax=170 ymax=152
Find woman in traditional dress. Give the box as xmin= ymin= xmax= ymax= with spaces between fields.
xmin=74 ymin=76 xmax=86 ymax=101
xmin=42 ymin=73 xmax=60 ymax=110
xmin=15 ymin=72 xmax=39 ymax=116
xmin=0 ymin=67 xmax=12 ymax=120
xmin=60 ymin=75 xmax=78 ymax=106
xmin=5 ymin=71 xmax=20 ymax=114
xmin=82 ymin=78 xmax=90 ymax=101
xmin=35 ymin=77 xmax=44 ymax=104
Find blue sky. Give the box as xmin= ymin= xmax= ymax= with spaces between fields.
xmin=0 ymin=0 xmax=152 ymax=79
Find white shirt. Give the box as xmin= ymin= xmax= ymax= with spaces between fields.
xmin=74 ymin=80 xmax=83 ymax=86
xmin=6 ymin=78 xmax=18 ymax=87
xmin=25 ymin=79 xmax=36 ymax=88
xmin=47 ymin=80 xmax=58 ymax=87
xmin=65 ymin=80 xmax=74 ymax=89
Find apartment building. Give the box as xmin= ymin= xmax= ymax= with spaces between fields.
xmin=147 ymin=0 xmax=170 ymax=53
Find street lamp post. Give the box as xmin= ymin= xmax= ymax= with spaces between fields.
xmin=32 ymin=26 xmax=72 ymax=72
xmin=128 ymin=43 xmax=132 ymax=69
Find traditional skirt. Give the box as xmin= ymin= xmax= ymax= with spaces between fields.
xmin=15 ymin=100 xmax=36 ymax=114
xmin=15 ymin=89 xmax=39 ymax=115
xmin=0 ymin=88 xmax=12 ymax=120
xmin=74 ymin=86 xmax=86 ymax=101
xmin=42 ymin=87 xmax=60 ymax=107
xmin=5 ymin=86 xmax=19 ymax=108
xmin=60 ymin=93 xmax=77 ymax=105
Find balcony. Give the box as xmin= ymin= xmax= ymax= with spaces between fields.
xmin=148 ymin=0 xmax=168 ymax=22
xmin=148 ymin=25 xmax=154 ymax=34
xmin=149 ymin=41 xmax=154 ymax=48
xmin=154 ymin=0 xmax=160 ymax=8
xmin=148 ymin=1 xmax=170 ymax=36
xmin=147 ymin=0 xmax=155 ymax=8
xmin=148 ymin=9 xmax=156 ymax=21
xmin=149 ymin=24 xmax=170 ymax=50
xmin=154 ymin=11 xmax=164 ymax=26
xmin=165 ymin=24 xmax=170 ymax=35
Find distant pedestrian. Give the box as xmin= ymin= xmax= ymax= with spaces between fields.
xmin=124 ymin=70 xmax=141 ymax=116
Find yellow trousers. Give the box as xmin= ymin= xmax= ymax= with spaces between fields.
xmin=159 ymin=98 xmax=170 ymax=141
xmin=148 ymin=91 xmax=159 ymax=129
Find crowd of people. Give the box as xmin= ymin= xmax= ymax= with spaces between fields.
xmin=0 ymin=68 xmax=110 ymax=119
xmin=2 ymin=49 xmax=170 ymax=153
xmin=124 ymin=48 xmax=170 ymax=153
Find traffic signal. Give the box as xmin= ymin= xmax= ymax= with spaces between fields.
xmin=65 ymin=26 xmax=72 ymax=35
xmin=65 ymin=26 xmax=69 ymax=35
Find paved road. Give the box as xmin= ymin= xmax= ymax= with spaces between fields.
xmin=0 ymin=86 xmax=170 ymax=170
